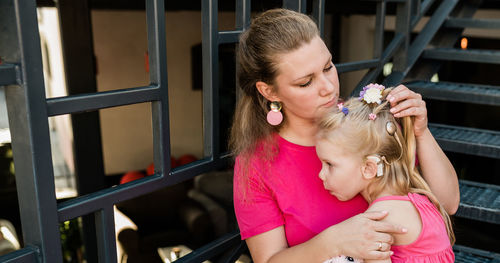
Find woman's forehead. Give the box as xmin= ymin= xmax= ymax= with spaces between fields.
xmin=275 ymin=36 xmax=331 ymax=79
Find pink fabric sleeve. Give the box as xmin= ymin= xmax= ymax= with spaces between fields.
xmin=233 ymin=157 xmax=285 ymax=240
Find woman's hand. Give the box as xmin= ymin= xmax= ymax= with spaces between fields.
xmin=323 ymin=211 xmax=407 ymax=260
xmin=386 ymin=85 xmax=427 ymax=137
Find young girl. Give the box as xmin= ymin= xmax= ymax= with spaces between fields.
xmin=316 ymin=84 xmax=455 ymax=263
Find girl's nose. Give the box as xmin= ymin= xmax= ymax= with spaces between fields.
xmin=318 ymin=169 xmax=326 ymax=180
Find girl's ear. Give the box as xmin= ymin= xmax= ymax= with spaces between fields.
xmin=362 ymin=158 xmax=378 ymax=179
xmin=256 ymin=81 xmax=280 ymax=102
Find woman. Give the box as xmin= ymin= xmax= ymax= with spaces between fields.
xmin=230 ymin=8 xmax=459 ymax=263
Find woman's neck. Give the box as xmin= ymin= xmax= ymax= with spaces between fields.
xmin=279 ymin=119 xmax=317 ymax=146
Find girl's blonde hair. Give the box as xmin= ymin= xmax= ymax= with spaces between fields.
xmin=229 ymin=9 xmax=319 ymax=183
xmin=317 ymin=88 xmax=455 ymax=245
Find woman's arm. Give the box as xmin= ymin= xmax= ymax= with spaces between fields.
xmin=246 ymin=211 xmax=403 ymax=263
xmin=387 ymin=85 xmax=460 ymax=214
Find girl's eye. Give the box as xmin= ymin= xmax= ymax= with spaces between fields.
xmin=299 ymin=79 xmax=312 ymax=87
xmin=324 ymin=64 xmax=334 ymax=72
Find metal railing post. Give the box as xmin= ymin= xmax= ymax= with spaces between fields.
xmin=2 ymin=0 xmax=63 ymax=261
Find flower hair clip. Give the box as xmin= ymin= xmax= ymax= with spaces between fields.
xmin=337 ymin=103 xmax=349 ymax=115
xmin=359 ymin=83 xmax=385 ymax=104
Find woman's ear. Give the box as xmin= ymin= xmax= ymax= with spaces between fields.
xmin=362 ymin=158 xmax=378 ymax=180
xmin=256 ymin=81 xmax=280 ymax=102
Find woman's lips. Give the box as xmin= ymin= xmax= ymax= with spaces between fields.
xmin=322 ymin=98 xmax=336 ymax=108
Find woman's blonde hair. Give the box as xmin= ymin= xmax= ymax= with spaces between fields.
xmin=229 ymin=9 xmax=319 ymax=180
xmin=317 ymin=88 xmax=455 ymax=245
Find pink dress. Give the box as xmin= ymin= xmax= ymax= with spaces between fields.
xmin=371 ymin=193 xmax=455 ymax=263
xmin=233 ymin=134 xmax=368 ymax=246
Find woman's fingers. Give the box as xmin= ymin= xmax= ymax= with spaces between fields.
xmin=390 ymin=100 xmax=427 ymax=118
xmin=386 ymin=85 xmax=417 ymax=106
xmin=367 ymin=250 xmax=394 ymax=260
xmin=372 ymin=219 xmax=408 ymax=234
xmin=362 ymin=210 xmax=389 ymax=220
xmin=377 ymin=242 xmax=391 ymax=252
xmin=386 ymin=84 xmax=428 ymax=137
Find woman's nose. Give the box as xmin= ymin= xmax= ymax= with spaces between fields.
xmin=319 ymin=75 xmax=335 ymax=97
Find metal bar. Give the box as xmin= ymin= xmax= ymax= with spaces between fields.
xmin=5 ymin=0 xmax=63 ymax=261
xmin=169 ymin=155 xmax=230 ymax=183
xmin=405 ymin=81 xmax=500 ymax=106
xmin=456 ymin=180 xmax=500 ymax=224
xmin=58 ymin=154 xmax=229 ymax=221
xmin=429 ymin=123 xmax=500 ymax=160
xmin=0 ymin=247 xmax=38 ymax=263
xmin=374 ymin=1 xmax=386 ymax=59
xmin=405 ymin=0 xmax=482 ymax=81
xmin=56 ymin=2 xmax=105 ymax=260
xmin=146 ymin=0 xmax=171 ymax=177
xmin=422 ymin=48 xmax=500 ymax=64
xmin=95 ymin=206 xmax=117 ymax=263
xmin=219 ymin=241 xmax=247 ymax=263
xmin=46 ymin=85 xmax=160 ymax=116
xmin=202 ymin=0 xmax=219 ymax=158
xmin=218 ymin=30 xmax=244 ymax=44
xmin=405 ymin=0 xmax=459 ymax=72
xmin=353 ymin=33 xmax=405 ymax=95
xmin=235 ymin=0 xmax=251 ymax=29
xmin=58 ymin=174 xmax=163 ymax=221
xmin=412 ymin=0 xmax=421 ymax=17
xmin=283 ymin=0 xmax=307 ymax=13
xmin=174 ymin=231 xmax=241 ymax=263
xmin=410 ymin=0 xmax=436 ymax=30
xmin=392 ymin=0 xmax=411 ymax=73
xmin=386 ymin=0 xmax=458 ymax=85
xmin=0 ymin=64 xmax=18 ymax=86
xmin=312 ymin=0 xmax=326 ymax=37
xmin=444 ymin=18 xmax=500 ymax=29
xmin=336 ymin=59 xmax=380 ymax=73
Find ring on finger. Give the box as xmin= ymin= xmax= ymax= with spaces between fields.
xmin=377 ymin=242 xmax=383 ymax=251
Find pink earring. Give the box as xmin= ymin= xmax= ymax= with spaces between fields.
xmin=266 ymin=101 xmax=283 ymax=126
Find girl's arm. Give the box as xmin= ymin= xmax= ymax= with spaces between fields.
xmin=387 ymin=85 xmax=460 ymax=214
xmin=246 ymin=211 xmax=403 ymax=263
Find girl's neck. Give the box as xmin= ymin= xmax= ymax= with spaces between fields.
xmin=279 ymin=119 xmax=317 ymax=146
xmin=361 ymin=186 xmax=404 ymax=204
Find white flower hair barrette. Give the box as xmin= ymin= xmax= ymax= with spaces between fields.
xmin=359 ymin=83 xmax=385 ymax=104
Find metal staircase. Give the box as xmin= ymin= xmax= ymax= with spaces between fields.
xmin=388 ymin=1 xmax=500 ymax=261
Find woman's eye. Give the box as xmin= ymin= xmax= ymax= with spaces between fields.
xmin=299 ymin=79 xmax=312 ymax=87
xmin=324 ymin=64 xmax=334 ymax=72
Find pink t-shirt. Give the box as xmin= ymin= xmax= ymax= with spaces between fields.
xmin=372 ymin=193 xmax=454 ymax=263
xmin=233 ymin=135 xmax=368 ymax=246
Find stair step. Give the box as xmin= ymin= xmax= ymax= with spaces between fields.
xmin=429 ymin=123 xmax=500 ymax=159
xmin=405 ymin=81 xmax=500 ymax=106
xmin=422 ymin=48 xmax=500 ymax=64
xmin=456 ymin=180 xmax=500 ymax=224
xmin=454 ymin=244 xmax=500 ymax=262
xmin=445 ymin=18 xmax=500 ymax=29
